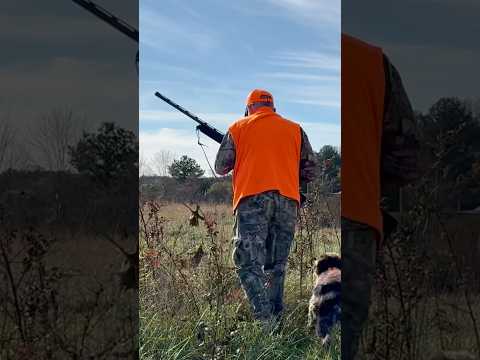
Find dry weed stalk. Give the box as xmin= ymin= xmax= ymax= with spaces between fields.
xmin=295 ymin=182 xmax=341 ymax=298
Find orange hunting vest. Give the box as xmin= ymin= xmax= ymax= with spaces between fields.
xmin=229 ymin=108 xmax=301 ymax=210
xmin=342 ymin=34 xmax=386 ymax=236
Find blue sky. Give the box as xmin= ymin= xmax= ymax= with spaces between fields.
xmin=140 ymin=0 xmax=340 ymax=174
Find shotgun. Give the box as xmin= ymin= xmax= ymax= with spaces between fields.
xmin=154 ymin=92 xmax=225 ymax=144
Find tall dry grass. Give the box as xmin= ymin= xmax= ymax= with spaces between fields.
xmin=139 ymin=189 xmax=340 ymax=359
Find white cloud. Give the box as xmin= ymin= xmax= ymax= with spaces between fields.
xmin=269 ymin=51 xmax=340 ymax=71
xmin=301 ymin=122 xmax=340 ymax=150
xmin=139 ymin=85 xmax=246 ymax=112
xmin=140 ymin=110 xmax=188 ymax=122
xmin=275 ymin=83 xmax=340 ymax=109
xmin=263 ymin=50 xmax=340 ymax=109
xmin=140 ymin=110 xmax=239 ymax=129
xmin=140 ymin=6 xmax=217 ymax=54
xmin=291 ymin=99 xmax=340 ymax=107
xmin=140 ymin=128 xmax=221 ymax=175
xmin=267 ymin=0 xmax=340 ymax=27
xmin=140 ymin=64 xmax=211 ymax=84
xmin=258 ymin=72 xmax=338 ymax=82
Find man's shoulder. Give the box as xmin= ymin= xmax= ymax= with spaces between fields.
xmin=342 ymin=33 xmax=383 ymax=55
xmin=228 ymin=116 xmax=250 ymax=131
xmin=279 ymin=115 xmax=300 ymax=128
xmin=276 ymin=115 xmax=302 ymax=135
xmin=229 ymin=113 xmax=300 ymax=132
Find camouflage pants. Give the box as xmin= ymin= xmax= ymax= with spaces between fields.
xmin=341 ymin=218 xmax=377 ymax=360
xmin=232 ymin=191 xmax=297 ymax=320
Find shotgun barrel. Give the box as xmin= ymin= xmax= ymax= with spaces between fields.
xmin=154 ymin=92 xmax=225 ymax=144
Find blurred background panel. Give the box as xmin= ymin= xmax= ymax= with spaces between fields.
xmin=342 ymin=1 xmax=480 ymax=359
xmin=0 ymin=1 xmax=139 ymax=358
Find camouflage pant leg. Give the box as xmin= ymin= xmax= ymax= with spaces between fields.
xmin=341 ymin=218 xmax=377 ymax=360
xmin=264 ymin=193 xmax=297 ymax=315
xmin=233 ymin=193 xmax=275 ymax=320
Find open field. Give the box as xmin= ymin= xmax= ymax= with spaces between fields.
xmin=139 ymin=201 xmax=341 ymax=360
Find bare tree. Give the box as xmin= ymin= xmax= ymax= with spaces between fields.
xmin=0 ymin=108 xmax=35 ymax=172
xmin=10 ymin=142 xmax=33 ymax=171
xmin=151 ymin=150 xmax=176 ymax=176
xmin=30 ymin=108 xmax=83 ymax=171
xmin=0 ymin=114 xmax=15 ymax=172
xmin=139 ymin=151 xmax=153 ymax=177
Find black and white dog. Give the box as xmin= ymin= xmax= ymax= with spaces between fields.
xmin=308 ymin=253 xmax=341 ymax=345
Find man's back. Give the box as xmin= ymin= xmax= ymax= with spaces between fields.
xmin=229 ymin=108 xmax=301 ymax=209
xmin=342 ymin=34 xmax=386 ymax=235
